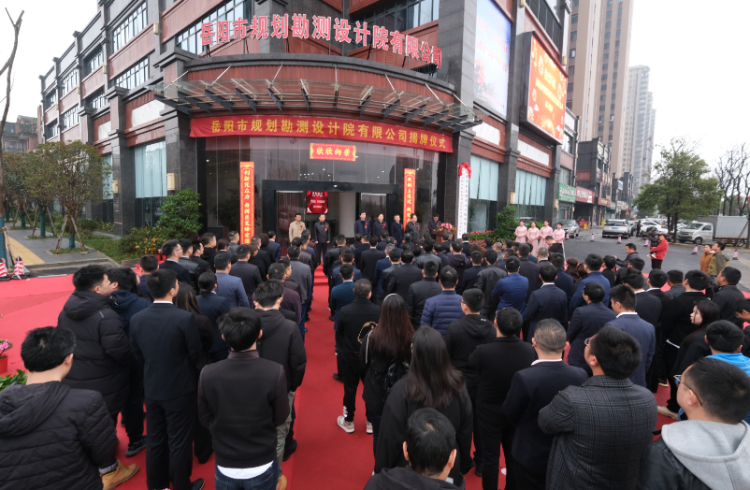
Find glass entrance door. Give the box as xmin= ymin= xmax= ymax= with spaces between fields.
xmin=278 ymin=191 xmax=305 ymax=247
xmin=360 ymin=193 xmax=387 ymax=223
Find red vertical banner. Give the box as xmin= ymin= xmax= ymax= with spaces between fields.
xmin=403 ymin=169 xmax=416 ymax=229
xmin=240 ymin=162 xmax=255 ymax=244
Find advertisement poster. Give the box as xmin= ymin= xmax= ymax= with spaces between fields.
xmin=306 ymin=191 xmax=329 ymax=214
xmin=474 ymin=0 xmax=511 ymax=118
xmin=191 ymin=115 xmax=453 ymax=153
xmin=240 ymin=162 xmax=255 ymax=244
xmin=309 ymin=143 xmax=357 ymax=161
xmin=526 ymin=36 xmax=567 ymax=142
xmin=403 ymin=169 xmax=416 ymax=227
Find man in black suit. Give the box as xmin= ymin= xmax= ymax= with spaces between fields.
xmin=189 ymin=240 xmax=211 ymax=275
xmin=354 ymin=234 xmax=371 ymax=268
xmin=230 ymin=245 xmax=264 ymax=302
xmin=390 ymin=214 xmax=404 ymax=246
xmin=405 ymin=260 xmax=442 ymax=329
xmin=251 ymin=236 xmax=273 ymax=274
xmin=622 ymin=271 xmax=662 ymax=331
xmin=359 ymin=236 xmax=386 ymax=287
xmin=266 ymin=231 xmax=282 ymax=262
xmin=469 ymin=307 xmax=537 ymax=490
xmin=615 ymin=243 xmax=640 ymax=284
xmin=159 ymin=240 xmax=192 ymax=285
xmin=523 ymin=263 xmax=569 ymax=341
xmin=447 ymin=242 xmax=470 ymax=285
xmin=313 ymin=214 xmax=331 ymax=264
xmin=386 ymin=250 xmax=422 ymax=299
xmin=129 ymin=270 xmax=204 ymax=490
xmin=567 ymin=282 xmax=616 ymax=373
xmin=545 ymin=235 xmax=563 ymax=255
xmin=428 ymin=213 xmax=441 ymax=240
xmin=200 ymin=233 xmax=217 ymax=271
xmin=372 ymin=213 xmax=387 ymax=240
xmin=503 ymin=320 xmax=588 ymax=489
xmin=660 ymin=270 xmax=709 ymax=418
xmin=712 ymin=267 xmax=746 ymax=328
xmin=646 ymin=269 xmax=672 ymax=311
xmin=457 ymin=251 xmax=485 ymax=294
xmin=460 ymin=234 xmax=472 ymax=257
xmin=517 ymin=243 xmax=541 ymax=302
xmin=404 ymin=213 xmax=421 ymax=240
xmin=550 ymin=253 xmax=575 ymax=299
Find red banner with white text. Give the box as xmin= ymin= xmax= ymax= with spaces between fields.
xmin=403 ymin=169 xmax=416 ymax=228
xmin=190 ymin=116 xmax=453 ymax=153
xmin=240 ymin=162 xmax=255 ymax=244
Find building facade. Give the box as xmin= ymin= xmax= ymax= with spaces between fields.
xmin=39 ymin=0 xmax=573 ymax=241
xmin=576 ymin=137 xmax=613 ymax=225
xmin=622 ymin=65 xmax=655 ymax=198
xmin=566 ymin=0 xmax=634 ymax=178
xmin=1 ymin=116 xmax=38 ymax=154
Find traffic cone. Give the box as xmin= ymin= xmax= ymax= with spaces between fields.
xmin=12 ymin=256 xmax=24 ymax=278
xmin=644 ymin=238 xmax=649 ymax=247
xmin=566 ymin=233 xmax=570 ymax=240
xmin=617 ymin=236 xmax=622 ymax=244
xmin=0 ymin=258 xmax=7 ymax=279
xmin=591 ymin=233 xmax=595 ymax=241
xmin=733 ymin=249 xmax=739 ymax=260
xmin=692 ymin=246 xmax=698 ymax=254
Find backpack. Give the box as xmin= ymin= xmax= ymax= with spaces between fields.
xmin=365 ymin=331 xmax=409 ymax=400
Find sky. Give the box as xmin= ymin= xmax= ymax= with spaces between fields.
xmin=0 ymin=0 xmax=747 ymax=167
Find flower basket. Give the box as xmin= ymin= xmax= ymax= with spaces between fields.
xmin=435 ymin=223 xmax=455 ymax=243
xmin=0 ymin=340 xmax=12 ymax=374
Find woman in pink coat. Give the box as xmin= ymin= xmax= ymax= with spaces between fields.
xmin=553 ymin=222 xmax=566 ymax=257
xmin=514 ymin=219 xmax=528 ymax=243
xmin=540 ymin=220 xmax=554 ymax=243
xmin=527 ymin=221 xmax=542 ymax=256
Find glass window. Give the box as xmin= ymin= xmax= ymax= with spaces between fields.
xmin=44 ymin=91 xmax=57 ymax=110
xmin=610 ymin=114 xmax=615 ymax=121
xmin=599 ymin=115 xmax=604 ymax=123
xmin=607 ymin=10 xmax=612 ymax=17
xmin=604 ymin=43 xmax=610 ymax=50
xmin=616 ymin=29 xmax=621 ymax=37
xmin=611 ymin=103 xmax=615 ymax=110
xmin=601 ymin=84 xmax=606 ymax=91
xmin=571 ymin=13 xmax=578 ymax=23
xmin=600 ymin=95 xmax=606 ymax=101
xmin=176 ymin=0 xmax=250 ymax=55
xmin=469 ymin=155 xmax=499 ymax=232
xmin=134 ymin=141 xmax=167 ymax=227
xmin=113 ymin=3 xmax=147 ymax=52
xmin=598 ymin=125 xmax=603 ymax=132
xmin=84 ymin=49 xmax=103 ymax=76
xmin=115 ymin=58 xmax=149 ymax=90
xmin=570 ymin=48 xmax=576 ymax=58
xmin=599 ymin=105 xmax=604 ymax=111
xmin=61 ymin=69 xmax=79 ymax=95
xmin=572 ymin=0 xmax=579 ymax=6
xmin=353 ymin=0 xmax=439 ymax=48
xmin=87 ymin=90 xmax=107 ymax=110
xmin=61 ymin=106 xmax=80 ymax=130
xmin=605 ymin=31 xmax=611 ymax=39
xmin=567 ymin=81 xmax=574 ymax=92
xmin=568 ymin=65 xmax=575 ymax=76
xmin=570 ymin=31 xmax=577 ymax=41
xmin=605 ymin=21 xmax=611 ymax=29
xmin=515 ymin=169 xmax=547 ymax=222
xmin=616 ymin=40 xmax=620 ymax=47
xmin=45 ymin=122 xmax=59 ymax=138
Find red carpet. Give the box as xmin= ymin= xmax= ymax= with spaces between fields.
xmin=0 ymin=270 xmax=686 ymax=490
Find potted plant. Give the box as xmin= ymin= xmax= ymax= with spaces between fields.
xmin=0 ymin=370 xmax=27 ymax=392
xmin=0 ymin=340 xmax=13 ymax=374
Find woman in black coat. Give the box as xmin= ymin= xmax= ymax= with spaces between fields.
xmin=374 ymin=327 xmax=473 ymax=488
xmin=361 ymin=294 xmax=414 ymax=455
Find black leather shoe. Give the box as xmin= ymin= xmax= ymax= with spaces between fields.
xmin=192 ymin=478 xmax=205 ymax=490
xmin=333 ymin=373 xmax=343 ymax=382
xmin=328 ymin=315 xmax=335 ymax=321
xmin=475 ymin=465 xmax=483 ymax=477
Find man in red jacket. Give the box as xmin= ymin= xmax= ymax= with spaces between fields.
xmin=649 ymin=233 xmax=669 ymax=270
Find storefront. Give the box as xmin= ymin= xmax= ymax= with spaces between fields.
xmin=574 ymin=186 xmax=595 ymax=227
xmin=557 ymin=183 xmax=576 ymax=221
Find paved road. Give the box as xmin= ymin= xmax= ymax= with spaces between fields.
xmin=562 ymin=230 xmax=750 ymax=292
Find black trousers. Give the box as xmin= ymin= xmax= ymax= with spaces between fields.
xmin=470 ymin=389 xmax=483 ymax=470
xmin=515 ymin=461 xmax=546 ymax=490
xmin=651 ymin=259 xmax=663 ymax=270
xmin=343 ymin=360 xmax=368 ymax=422
xmin=193 ymin=407 xmax=213 ymax=464
xmin=664 ymin=343 xmax=681 ymax=412
xmin=145 ymin=392 xmax=196 ymax=490
xmin=480 ymin=414 xmax=517 ymax=490
xmin=316 ymin=242 xmax=328 ymax=265
xmin=121 ymin=360 xmax=144 ymax=444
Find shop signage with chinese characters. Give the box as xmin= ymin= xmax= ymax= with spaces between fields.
xmin=310 ymin=143 xmax=357 ymax=161
xmin=598 ymin=197 xmax=612 ymax=207
xmin=307 ymin=191 xmax=329 ymax=214
xmin=575 ymin=187 xmax=594 ymax=204
xmin=403 ymin=169 xmax=416 ymax=228
xmin=523 ymin=35 xmax=567 ymax=143
xmin=558 ymin=183 xmax=576 ymax=203
xmin=191 ymin=116 xmax=454 ymax=153
xmin=199 ymin=14 xmax=441 ymax=68
xmin=240 ymin=162 xmax=255 ymax=244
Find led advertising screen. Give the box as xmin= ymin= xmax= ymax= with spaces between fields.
xmin=474 ymin=0 xmax=511 ymax=118
xmin=524 ymin=36 xmax=567 ymax=142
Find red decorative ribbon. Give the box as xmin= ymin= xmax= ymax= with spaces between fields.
xmin=458 ymin=162 xmax=472 ymax=178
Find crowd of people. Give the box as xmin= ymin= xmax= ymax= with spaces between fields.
xmin=1 ymin=213 xmax=750 ymax=490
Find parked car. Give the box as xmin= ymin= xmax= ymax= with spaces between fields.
xmin=559 ymin=219 xmax=580 ymax=238
xmin=626 ymin=220 xmax=636 ymax=235
xmin=602 ymin=220 xmax=631 ymax=238
xmin=638 ymin=220 xmax=668 ymax=236
xmin=677 ymin=216 xmax=748 ymax=246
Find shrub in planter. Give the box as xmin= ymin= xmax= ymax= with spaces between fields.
xmin=118 ymin=227 xmax=166 ymax=256
xmin=157 ymin=189 xmax=202 ymax=239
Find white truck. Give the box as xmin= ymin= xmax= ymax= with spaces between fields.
xmin=676 ymin=216 xmax=748 ymax=246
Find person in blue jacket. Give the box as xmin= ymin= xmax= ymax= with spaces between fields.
xmin=421 ymin=266 xmax=463 ymax=335
xmin=569 ymin=254 xmax=611 ymax=315
xmin=492 ymin=257 xmax=529 ymax=314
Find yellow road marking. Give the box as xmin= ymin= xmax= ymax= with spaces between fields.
xmin=5 ymin=236 xmax=45 ymax=265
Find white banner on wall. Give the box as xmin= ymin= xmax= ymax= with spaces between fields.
xmin=457 ymin=163 xmax=471 ymax=237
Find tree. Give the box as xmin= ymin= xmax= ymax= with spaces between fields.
xmin=492 ymin=205 xmax=519 ymax=242
xmin=714 ymin=144 xmax=750 ymax=217
xmin=0 ymin=8 xmax=24 ymax=264
xmin=156 ymin=188 xmax=202 ymax=238
xmin=24 ymin=141 xmax=111 ymax=253
xmin=633 ymin=138 xmax=721 ymax=242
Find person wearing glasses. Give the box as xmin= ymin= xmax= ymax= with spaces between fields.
xmin=539 ymin=326 xmax=657 ymax=490
xmin=636 ymin=357 xmax=750 ymax=490
xmin=566 ymin=282 xmax=616 ymax=375
xmin=159 ymin=239 xmax=193 ymax=284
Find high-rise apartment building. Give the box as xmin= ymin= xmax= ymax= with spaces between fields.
xmin=566 ymin=0 xmax=634 ymax=182
xmin=622 ymin=65 xmax=656 ymax=197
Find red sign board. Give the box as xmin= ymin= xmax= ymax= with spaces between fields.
xmin=190 ymin=116 xmax=453 ymax=153
xmin=575 ymin=187 xmax=594 ymax=204
xmin=307 ymin=191 xmax=329 ymax=214
xmin=525 ymin=36 xmax=567 ymax=142
xmin=240 ymin=162 xmax=255 ymax=244
xmin=199 ymin=15 xmax=441 ymax=68
xmin=310 ymin=143 xmax=357 ymax=161
xmin=598 ymin=197 xmax=611 ymax=207
xmin=403 ymin=169 xmax=416 ymax=227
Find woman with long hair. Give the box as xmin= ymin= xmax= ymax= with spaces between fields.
xmin=659 ymin=301 xmax=722 ymax=420
xmin=361 ymin=294 xmax=414 ymax=455
xmin=527 ymin=221 xmax=541 ymax=257
xmin=576 ymin=262 xmax=588 ymax=281
xmin=196 ymin=272 xmax=231 ymax=362
xmin=173 ymin=281 xmax=215 ymax=464
xmin=566 ymin=258 xmax=581 ymax=282
xmin=374 ymin=327 xmax=473 ymax=487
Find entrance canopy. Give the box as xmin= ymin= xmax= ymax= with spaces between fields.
xmin=147 ymin=78 xmax=483 ymax=134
